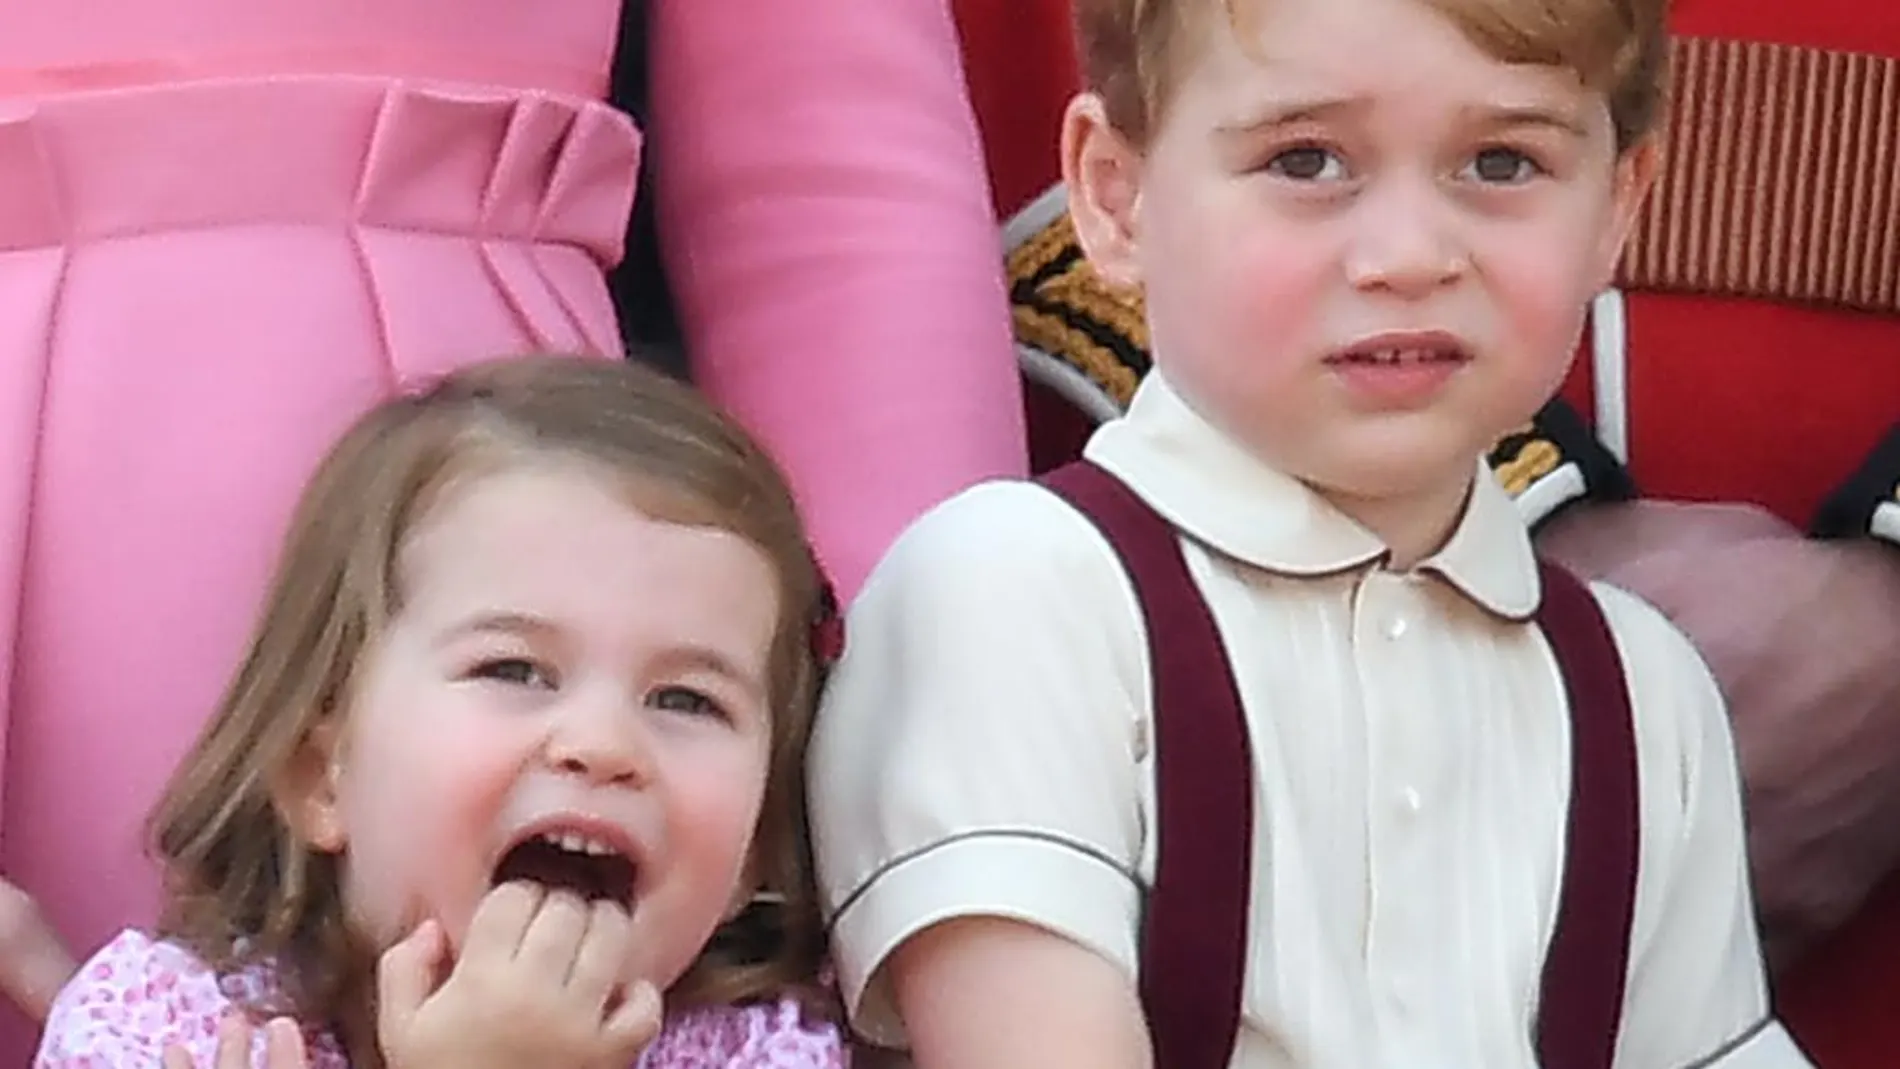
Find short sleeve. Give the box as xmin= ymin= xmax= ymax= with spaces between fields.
xmin=35 ymin=930 xmax=233 ymax=1066
xmin=809 ymin=481 xmax=1151 ymax=1044
xmin=1596 ymin=586 xmax=1815 ymax=1068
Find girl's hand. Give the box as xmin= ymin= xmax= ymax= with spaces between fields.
xmin=376 ymin=882 xmax=662 ymax=1069
xmin=162 ymin=1014 xmax=309 ymax=1069
xmin=0 ymin=877 xmax=77 ymax=1022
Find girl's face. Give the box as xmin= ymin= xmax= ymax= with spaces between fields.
xmin=288 ymin=463 xmax=780 ymax=992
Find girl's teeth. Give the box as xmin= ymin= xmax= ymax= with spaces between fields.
xmin=539 ymin=831 xmax=616 ymax=857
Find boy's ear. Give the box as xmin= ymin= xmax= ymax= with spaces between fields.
xmin=272 ymin=720 xmax=348 ymax=854
xmin=1595 ymin=137 xmax=1661 ymax=291
xmin=1061 ymin=92 xmax=1146 ymax=289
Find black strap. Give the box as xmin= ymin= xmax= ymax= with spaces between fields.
xmin=1038 ymin=461 xmax=1639 ymax=1069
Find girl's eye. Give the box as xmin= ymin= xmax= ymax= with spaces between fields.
xmin=1466 ymin=147 xmax=1541 ymax=184
xmin=471 ymin=658 xmax=553 ymax=688
xmin=1265 ymin=146 xmax=1347 ymax=182
xmin=648 ymin=686 xmax=726 ymax=720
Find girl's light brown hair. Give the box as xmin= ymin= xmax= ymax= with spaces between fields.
xmin=1075 ymin=0 xmax=1670 ymax=150
xmin=147 ymin=354 xmax=833 ymax=1048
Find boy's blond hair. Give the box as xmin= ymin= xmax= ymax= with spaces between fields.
xmin=1074 ymin=0 xmax=1670 ymax=150
xmin=148 ymin=355 xmax=835 ymax=1054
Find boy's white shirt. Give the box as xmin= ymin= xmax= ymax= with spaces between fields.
xmin=809 ymin=373 xmax=1813 ymax=1068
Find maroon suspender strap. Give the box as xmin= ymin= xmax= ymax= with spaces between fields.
xmin=1532 ymin=560 xmax=1641 ymax=1069
xmin=1039 ymin=462 xmax=1638 ymax=1069
xmin=1039 ymin=461 xmax=1254 ymax=1069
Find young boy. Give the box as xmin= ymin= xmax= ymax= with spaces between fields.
xmin=808 ymin=0 xmax=1815 ymax=1065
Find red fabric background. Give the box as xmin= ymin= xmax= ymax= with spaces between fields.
xmin=950 ymin=0 xmax=1900 ymax=1062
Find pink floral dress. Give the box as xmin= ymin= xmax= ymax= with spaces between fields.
xmin=37 ymin=930 xmax=846 ymax=1067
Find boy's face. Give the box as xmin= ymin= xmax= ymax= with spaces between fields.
xmin=1066 ymin=0 xmax=1654 ymax=510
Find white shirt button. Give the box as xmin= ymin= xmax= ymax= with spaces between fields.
xmin=1385 ymin=616 xmax=1409 ymax=640
xmin=1401 ymin=787 xmax=1423 ymax=812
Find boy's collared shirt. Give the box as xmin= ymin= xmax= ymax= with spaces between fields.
xmin=810 ymin=373 xmax=1812 ymax=1068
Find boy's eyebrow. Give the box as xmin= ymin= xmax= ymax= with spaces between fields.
xmin=1214 ymin=100 xmax=1594 ymax=139
xmin=1215 ymin=96 xmax=1362 ymax=135
xmin=1467 ymin=104 xmax=1592 ymax=138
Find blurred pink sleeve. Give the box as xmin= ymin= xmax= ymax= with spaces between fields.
xmin=650 ymin=0 xmax=1027 ymax=599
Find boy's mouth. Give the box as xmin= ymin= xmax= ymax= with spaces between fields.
xmin=492 ymin=825 xmax=639 ymax=906
xmin=1325 ymin=344 xmax=1471 ymax=367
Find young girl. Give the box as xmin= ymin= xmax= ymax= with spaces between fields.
xmin=34 ymin=355 xmax=845 ymax=1067
xmin=3 ymin=7 xmax=1019 ymax=1059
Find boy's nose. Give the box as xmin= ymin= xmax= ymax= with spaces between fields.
xmin=543 ymin=691 xmax=654 ymax=785
xmin=1342 ymin=179 xmax=1469 ymax=298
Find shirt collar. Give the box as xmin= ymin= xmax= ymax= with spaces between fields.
xmin=1083 ymin=372 xmax=1542 ymax=620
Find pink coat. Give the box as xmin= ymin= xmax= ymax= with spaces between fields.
xmin=0 ymin=1 xmax=1021 ymax=1057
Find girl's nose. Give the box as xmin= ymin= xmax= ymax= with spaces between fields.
xmin=543 ymin=690 xmax=654 ymax=785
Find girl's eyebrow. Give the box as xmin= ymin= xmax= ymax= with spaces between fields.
xmin=433 ymin=613 xmax=769 ymax=705
xmin=440 ymin=610 xmax=558 ymax=642
xmin=652 ymin=645 xmax=768 ymax=707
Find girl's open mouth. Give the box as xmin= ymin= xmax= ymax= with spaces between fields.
xmin=492 ymin=827 xmax=638 ymax=905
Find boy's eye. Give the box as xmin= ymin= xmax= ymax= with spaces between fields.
xmin=1265 ymin=145 xmax=1346 ymax=182
xmin=1466 ymin=147 xmax=1541 ymax=184
xmin=471 ymin=658 xmax=553 ymax=688
xmin=648 ymin=686 xmax=726 ymax=720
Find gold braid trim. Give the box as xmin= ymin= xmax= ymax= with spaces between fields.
xmin=1039 ymin=270 xmax=1150 ymax=351
xmin=1492 ymin=438 xmax=1564 ymax=496
xmin=1013 ymin=306 xmax=1145 ymax=404
xmin=1007 ymin=210 xmax=1151 ymax=409
xmin=1007 ymin=210 xmax=1083 ymax=285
